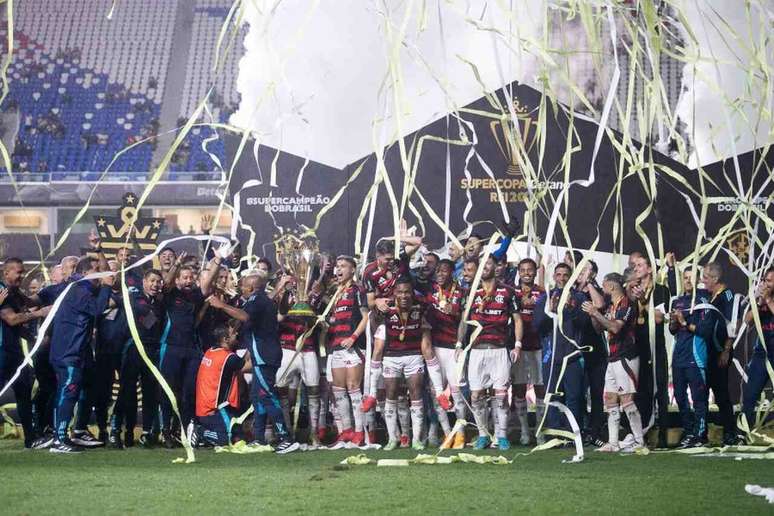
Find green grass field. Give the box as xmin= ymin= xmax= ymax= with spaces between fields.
xmin=0 ymin=440 xmax=772 ymax=515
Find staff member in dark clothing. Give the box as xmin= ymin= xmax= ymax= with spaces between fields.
xmin=241 ymin=271 xmax=299 ymax=454
xmin=158 ymin=253 xmax=219 ymax=447
xmin=702 ymin=262 xmax=739 ymax=445
xmin=629 ymin=253 xmax=671 ymax=449
xmin=0 ymin=258 xmax=49 ymax=448
xmin=49 ymin=253 xmax=112 ymax=453
xmin=110 ymin=269 xmax=165 ymax=448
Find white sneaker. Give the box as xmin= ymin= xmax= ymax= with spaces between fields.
xmin=519 ymin=430 xmax=531 ymax=446
xmin=620 ymin=433 xmax=635 ymax=448
xmin=595 ymin=442 xmax=620 ymax=453
xmin=620 ymin=441 xmax=646 ymax=454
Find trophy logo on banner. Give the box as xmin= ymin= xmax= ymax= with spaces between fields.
xmin=93 ymin=192 xmax=165 ymax=259
xmin=490 ymin=98 xmax=536 ymax=177
xmin=275 ymin=230 xmax=320 ymax=318
xmin=726 ymin=231 xmax=750 ymax=268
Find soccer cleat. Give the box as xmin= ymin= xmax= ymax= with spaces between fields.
xmin=436 ymin=393 xmax=452 ymax=411
xmin=497 ymin=437 xmax=511 ymax=450
xmin=412 ymin=440 xmax=425 ymax=451
xmin=723 ymin=433 xmax=743 ymax=447
xmin=97 ymin=430 xmax=109 ymax=444
xmin=317 ymin=427 xmax=328 ymax=443
xmin=361 ymin=395 xmax=377 ymax=412
xmin=31 ymin=432 xmax=55 ymax=450
xmin=439 ymin=433 xmax=454 ymax=450
xmin=162 ymin=431 xmax=176 ymax=449
xmin=620 ymin=442 xmax=647 ymax=454
xmin=620 ymin=433 xmax=635 ymax=449
xmin=247 ymin=440 xmax=274 ymax=452
xmin=519 ymin=432 xmax=530 ymax=446
xmin=367 ymin=431 xmax=378 ymax=445
xmin=350 ymin=431 xmax=365 ymax=447
xmin=139 ymin=432 xmax=158 ymax=448
xmin=108 ymin=433 xmax=124 ymax=449
xmin=71 ymin=430 xmax=104 ymax=448
xmin=383 ymin=439 xmax=399 ymax=451
xmin=275 ymin=440 xmax=300 ymax=455
xmin=187 ymin=423 xmax=201 ymax=448
xmin=50 ymin=439 xmax=84 ymax=454
xmin=474 ymin=436 xmax=491 ymax=450
xmin=399 ymin=435 xmax=410 ymax=448
xmin=595 ymin=442 xmax=620 ymax=453
xmin=452 ymin=432 xmax=466 ymax=449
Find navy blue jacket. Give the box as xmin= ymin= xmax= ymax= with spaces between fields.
xmin=241 ymin=288 xmax=281 ymax=367
xmin=709 ymin=287 xmax=734 ymax=354
xmin=533 ymin=287 xmax=589 ymax=365
xmin=50 ymin=281 xmax=112 ymax=366
xmin=670 ymin=289 xmax=715 ymax=369
xmin=96 ymin=290 xmax=129 ymax=354
xmin=162 ymin=287 xmax=205 ymax=350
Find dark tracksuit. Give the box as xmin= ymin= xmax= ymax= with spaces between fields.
xmin=579 ymin=289 xmax=607 ymax=440
xmin=634 ymin=283 xmax=671 ymax=434
xmin=0 ymin=285 xmax=35 ymax=447
xmin=708 ymin=287 xmax=736 ymax=438
xmin=742 ymin=302 xmax=774 ymax=429
xmin=29 ymin=282 xmax=69 ymax=435
xmin=92 ymin=291 xmax=128 ymax=434
xmin=159 ymin=286 xmax=205 ymax=431
xmin=670 ymin=290 xmax=715 ymax=439
xmin=242 ymin=288 xmax=288 ymax=443
xmin=112 ymin=289 xmax=164 ymax=436
xmin=49 ymin=281 xmax=111 ymax=442
xmin=534 ymin=288 xmax=589 ymax=433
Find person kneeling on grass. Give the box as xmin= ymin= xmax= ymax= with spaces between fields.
xmin=582 ymin=273 xmax=645 ymax=453
xmin=190 ymin=322 xmax=250 ymax=447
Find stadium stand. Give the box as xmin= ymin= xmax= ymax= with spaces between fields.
xmin=0 ymin=0 xmax=241 ymax=181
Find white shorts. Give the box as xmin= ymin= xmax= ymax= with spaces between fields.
xmin=276 ymin=348 xmax=320 ymax=389
xmin=434 ymin=346 xmax=462 ymax=388
xmin=511 ymin=349 xmax=544 ymax=386
xmin=383 ymin=354 xmax=425 ymax=379
xmin=468 ymin=347 xmax=510 ymax=392
xmin=329 ymin=348 xmax=363 ymax=370
xmin=604 ymin=358 xmax=639 ymax=396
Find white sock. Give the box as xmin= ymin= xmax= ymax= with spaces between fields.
xmin=397 ymin=396 xmax=410 ymax=439
xmin=308 ymin=394 xmax=320 ymax=436
xmin=364 ymin=408 xmax=376 ymax=432
xmin=623 ymin=402 xmax=644 ymax=445
xmin=432 ymin=396 xmax=452 ymax=434
xmin=425 ymin=357 xmax=445 ymax=395
xmin=332 ymin=387 xmax=352 ymax=431
xmin=472 ymin=397 xmax=488 ymax=437
xmin=384 ymin=399 xmax=399 ymax=442
xmin=607 ymin=406 xmax=621 ymax=446
xmin=488 ymin=396 xmax=498 ymax=434
xmin=410 ymin=400 xmax=424 ymax=444
xmin=348 ymin=389 xmax=364 ymax=432
xmin=514 ymin=397 xmax=529 ymax=435
xmin=452 ymin=388 xmax=467 ymax=421
xmin=369 ymin=361 xmax=382 ymax=396
xmin=495 ymin=392 xmax=509 ymax=439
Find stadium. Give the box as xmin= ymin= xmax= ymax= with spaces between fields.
xmin=0 ymin=1 xmax=773 ymax=514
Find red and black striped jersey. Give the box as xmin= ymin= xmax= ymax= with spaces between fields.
xmin=382 ymin=303 xmax=428 ymax=356
xmin=606 ymin=296 xmax=637 ymax=361
xmin=517 ymin=284 xmax=543 ymax=351
xmin=469 ymin=282 xmax=519 ymax=347
xmin=425 ymin=282 xmax=466 ymax=349
xmin=279 ymin=316 xmax=316 ymax=352
xmin=363 ymin=261 xmax=397 ymax=298
xmin=327 ymin=283 xmax=367 ymax=351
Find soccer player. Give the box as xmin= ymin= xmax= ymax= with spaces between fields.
xmin=534 ymin=263 xmax=588 ymax=438
xmin=583 ymin=273 xmax=645 ymax=452
xmin=158 ymin=253 xmax=219 ymax=447
xmin=669 ymin=269 xmax=714 ymax=448
xmin=110 ymin=269 xmax=165 ymax=449
xmin=241 ymin=271 xmax=299 ymax=454
xmin=276 ymin=289 xmax=322 ymax=447
xmin=190 ymin=322 xmax=249 ymax=447
xmin=701 ymin=262 xmax=739 ymax=445
xmin=424 ymin=258 xmax=466 ymax=448
xmin=158 ymin=247 xmax=177 ymax=274
xmin=368 ymin=276 xmax=433 ymax=450
xmin=0 ymin=258 xmax=49 ymax=448
xmin=326 ymin=256 xmax=369 ymax=446
xmin=49 ymin=254 xmax=113 ymax=453
xmin=741 ymin=267 xmax=774 ymax=435
xmin=511 ymin=258 xmax=546 ymax=446
xmin=629 ymin=253 xmax=671 ymax=448
xmin=467 ymin=255 xmax=523 ymax=450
